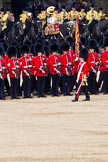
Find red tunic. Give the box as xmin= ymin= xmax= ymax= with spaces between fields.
xmin=87 ymin=52 xmax=99 ymax=71
xmin=0 ymin=58 xmax=8 ymax=79
xmin=20 ymin=55 xmax=32 ymax=77
xmin=7 ymin=57 xmax=20 ymax=78
xmin=76 ymin=60 xmax=89 ymax=82
xmin=48 ymin=54 xmax=61 ymax=75
xmin=101 ymin=51 xmax=108 ymax=71
xmin=61 ymin=52 xmax=72 ymax=75
xmin=33 ymin=55 xmax=48 ymax=77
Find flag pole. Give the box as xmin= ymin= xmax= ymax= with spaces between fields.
xmin=75 ymin=17 xmax=80 ymax=56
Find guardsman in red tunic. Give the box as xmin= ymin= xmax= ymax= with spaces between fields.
xmin=20 ymin=45 xmax=33 ymax=98
xmin=97 ymin=39 xmax=104 ymax=92
xmin=7 ymin=46 xmax=20 ymax=99
xmin=66 ymin=36 xmax=78 ymax=92
xmin=33 ymin=43 xmax=48 ymax=98
xmin=3 ymin=45 xmax=10 ymax=96
xmin=0 ymin=46 xmax=7 ymax=100
xmin=61 ymin=41 xmax=72 ymax=96
xmin=87 ymin=39 xmax=99 ymax=94
xmin=101 ymin=37 xmax=108 ymax=94
xmin=48 ymin=43 xmax=61 ymax=97
xmin=43 ymin=45 xmax=51 ymax=95
xmin=29 ymin=44 xmax=37 ymax=95
xmin=72 ymin=48 xmax=90 ymax=102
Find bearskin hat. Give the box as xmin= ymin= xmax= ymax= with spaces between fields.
xmin=66 ymin=36 xmax=74 ymax=48
xmin=60 ymin=41 xmax=70 ymax=51
xmin=0 ymin=8 xmax=5 ymax=12
xmin=20 ymin=44 xmax=29 ymax=55
xmin=50 ymin=43 xmax=59 ymax=53
xmin=43 ymin=45 xmax=50 ymax=57
xmin=71 ymin=3 xmax=76 ymax=9
xmin=34 ymin=43 xmax=43 ymax=56
xmin=90 ymin=4 xmax=94 ymax=9
xmin=79 ymin=48 xmax=89 ymax=62
xmin=103 ymin=37 xmax=108 ymax=47
xmin=62 ymin=5 xmax=66 ymax=10
xmin=88 ymin=39 xmax=97 ymax=50
xmin=99 ymin=7 xmax=103 ymax=10
xmin=7 ymin=46 xmax=18 ymax=58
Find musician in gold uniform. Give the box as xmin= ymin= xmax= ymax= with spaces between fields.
xmin=97 ymin=7 xmax=108 ymax=21
xmin=53 ymin=9 xmax=60 ymax=24
xmin=20 ymin=9 xmax=28 ymax=29
xmin=37 ymin=9 xmax=47 ymax=28
xmin=0 ymin=8 xmax=5 ymax=23
xmin=59 ymin=6 xmax=69 ymax=23
xmin=86 ymin=5 xmax=98 ymax=24
xmin=78 ymin=7 xmax=86 ymax=22
xmin=68 ymin=5 xmax=79 ymax=21
xmin=45 ymin=6 xmax=60 ymax=35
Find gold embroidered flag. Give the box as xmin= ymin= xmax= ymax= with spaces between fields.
xmin=75 ymin=17 xmax=80 ymax=56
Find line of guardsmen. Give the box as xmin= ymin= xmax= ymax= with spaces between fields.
xmin=0 ymin=4 xmax=108 ymax=32
xmin=0 ymin=37 xmax=108 ymax=101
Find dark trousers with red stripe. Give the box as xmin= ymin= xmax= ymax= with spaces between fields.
xmin=75 ymin=80 xmax=90 ymax=100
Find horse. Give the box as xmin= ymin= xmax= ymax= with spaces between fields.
xmin=87 ymin=20 xmax=108 ymax=41
xmin=34 ymin=19 xmax=43 ymax=38
xmin=14 ymin=21 xmax=24 ymax=38
xmin=5 ymin=20 xmax=16 ymax=44
xmin=23 ymin=19 xmax=41 ymax=42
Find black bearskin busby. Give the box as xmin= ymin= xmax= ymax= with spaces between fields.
xmin=7 ymin=46 xmax=18 ymax=58
xmin=50 ymin=43 xmax=59 ymax=53
xmin=20 ymin=44 xmax=29 ymax=55
xmin=88 ymin=39 xmax=97 ymax=50
xmin=34 ymin=43 xmax=43 ymax=56
xmin=43 ymin=45 xmax=50 ymax=57
xmin=79 ymin=48 xmax=89 ymax=62
xmin=60 ymin=41 xmax=70 ymax=52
